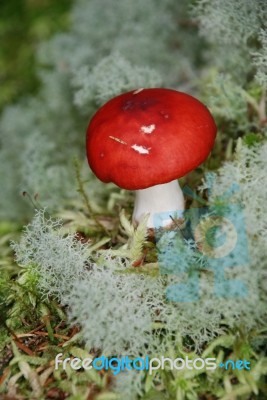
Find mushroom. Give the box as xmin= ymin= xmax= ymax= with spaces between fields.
xmin=86 ymin=88 xmax=217 ymax=228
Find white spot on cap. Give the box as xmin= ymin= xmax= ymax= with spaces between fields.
xmin=160 ymin=110 xmax=169 ymax=119
xmin=109 ymin=136 xmax=127 ymax=145
xmin=133 ymin=88 xmax=144 ymax=95
xmin=131 ymin=144 xmax=150 ymax=154
xmin=140 ymin=124 xmax=155 ymax=134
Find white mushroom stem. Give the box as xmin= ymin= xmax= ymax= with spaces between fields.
xmin=133 ymin=180 xmax=185 ymax=228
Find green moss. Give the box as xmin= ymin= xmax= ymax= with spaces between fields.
xmin=243 ymin=132 xmax=263 ymax=147
xmin=0 ymin=0 xmax=72 ymax=111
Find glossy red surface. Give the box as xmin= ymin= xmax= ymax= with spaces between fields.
xmin=86 ymin=88 xmax=217 ymax=190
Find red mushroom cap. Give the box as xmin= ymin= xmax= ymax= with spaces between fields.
xmin=86 ymin=88 xmax=217 ymax=190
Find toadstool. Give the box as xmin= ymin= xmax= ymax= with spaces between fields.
xmin=86 ymin=88 xmax=217 ymax=228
